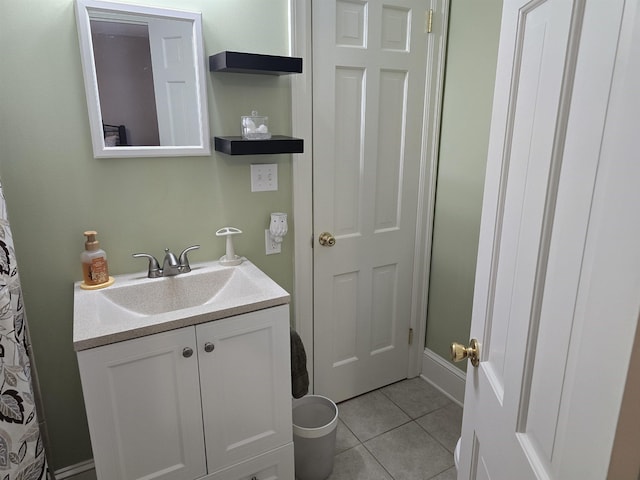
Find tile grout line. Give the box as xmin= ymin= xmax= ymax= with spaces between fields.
xmin=378 ymin=382 xmax=455 ymax=421
xmin=413 ymin=403 xmax=461 ymax=454
xmin=340 ymin=416 xmax=415 ymax=445
xmin=360 ymin=442 xmax=397 ymax=480
xmin=414 ymin=420 xmax=457 ymax=456
xmin=426 ymin=465 xmax=458 ymax=480
xmin=333 ymin=379 xmax=460 ymax=479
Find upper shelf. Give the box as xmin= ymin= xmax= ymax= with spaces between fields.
xmin=214 ymin=136 xmax=304 ymax=156
xmin=209 ymin=51 xmax=303 ymax=75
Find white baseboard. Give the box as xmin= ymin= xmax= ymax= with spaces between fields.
xmin=420 ymin=348 xmax=466 ymax=406
xmin=54 ymin=459 xmax=95 ymax=479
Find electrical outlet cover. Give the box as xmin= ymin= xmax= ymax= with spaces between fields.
xmin=265 ymin=230 xmax=281 ymax=255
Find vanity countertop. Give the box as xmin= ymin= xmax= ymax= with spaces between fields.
xmin=73 ymin=259 xmax=290 ymax=351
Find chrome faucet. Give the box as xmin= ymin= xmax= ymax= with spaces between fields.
xmin=133 ymin=245 xmax=200 ymax=278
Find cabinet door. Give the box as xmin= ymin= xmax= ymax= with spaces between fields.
xmin=197 ymin=305 xmax=293 ymax=472
xmin=206 ymin=443 xmax=294 ymax=480
xmin=77 ymin=328 xmax=207 ymax=480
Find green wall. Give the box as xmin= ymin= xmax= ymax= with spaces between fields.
xmin=426 ymin=0 xmax=503 ymax=370
xmin=0 ymin=0 xmax=293 ymax=470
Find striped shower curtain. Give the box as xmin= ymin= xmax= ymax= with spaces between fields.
xmin=0 ymin=182 xmax=48 ymax=479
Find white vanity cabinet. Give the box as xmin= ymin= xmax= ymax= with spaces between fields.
xmin=77 ymin=305 xmax=293 ymax=480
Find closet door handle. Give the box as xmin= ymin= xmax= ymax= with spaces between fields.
xmin=319 ymin=232 xmax=336 ymax=247
xmin=182 ymin=347 xmax=194 ymax=358
xmin=204 ymin=342 xmax=215 ymax=353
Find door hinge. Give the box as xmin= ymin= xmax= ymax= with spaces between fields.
xmin=426 ymin=9 xmax=434 ymax=34
xmin=408 ymin=328 xmax=414 ymax=345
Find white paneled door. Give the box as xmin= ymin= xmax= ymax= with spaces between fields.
xmin=147 ymin=17 xmax=200 ymax=146
xmin=313 ymin=0 xmax=431 ymax=402
xmin=458 ymin=0 xmax=640 ymax=478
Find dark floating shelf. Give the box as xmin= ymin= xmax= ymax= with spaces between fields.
xmin=214 ymin=136 xmax=304 ymax=155
xmin=209 ymin=51 xmax=303 ymax=75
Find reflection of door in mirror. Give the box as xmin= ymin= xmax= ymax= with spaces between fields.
xmin=90 ymin=15 xmax=199 ymax=147
xmin=146 ymin=17 xmax=200 ymax=146
xmin=90 ymin=20 xmax=160 ymax=146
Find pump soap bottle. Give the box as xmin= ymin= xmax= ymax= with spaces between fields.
xmin=80 ymin=231 xmax=113 ymax=289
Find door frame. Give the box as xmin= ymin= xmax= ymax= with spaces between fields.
xmin=289 ymin=0 xmax=450 ymax=389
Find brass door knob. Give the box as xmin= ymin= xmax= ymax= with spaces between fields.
xmin=450 ymin=339 xmax=480 ymax=367
xmin=318 ymin=232 xmax=336 ymax=247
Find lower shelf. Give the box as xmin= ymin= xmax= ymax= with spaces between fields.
xmin=214 ymin=136 xmax=304 ymax=155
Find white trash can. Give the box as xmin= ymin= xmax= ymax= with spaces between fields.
xmin=292 ymin=395 xmax=338 ymax=480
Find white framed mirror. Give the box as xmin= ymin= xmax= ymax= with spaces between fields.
xmin=75 ymin=0 xmax=210 ymax=158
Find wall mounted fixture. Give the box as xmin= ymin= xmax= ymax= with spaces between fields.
xmin=269 ymin=213 xmax=288 ymax=243
xmin=266 ymin=213 xmax=287 ymax=255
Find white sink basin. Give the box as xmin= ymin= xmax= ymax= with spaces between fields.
xmin=101 ymin=267 xmax=237 ymax=316
xmin=73 ymin=259 xmax=289 ymax=350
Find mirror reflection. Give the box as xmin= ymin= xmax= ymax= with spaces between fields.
xmin=90 ymin=19 xmax=159 ymax=146
xmin=75 ymin=0 xmax=210 ymax=158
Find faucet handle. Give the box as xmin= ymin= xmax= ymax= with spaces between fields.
xmin=178 ymin=245 xmax=200 ymax=272
xmin=132 ymin=253 xmax=161 ymax=278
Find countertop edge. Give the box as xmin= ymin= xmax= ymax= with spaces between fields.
xmin=74 ymin=294 xmax=290 ymax=351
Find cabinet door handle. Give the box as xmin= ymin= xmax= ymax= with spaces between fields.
xmin=204 ymin=342 xmax=215 ymax=353
xmin=182 ymin=347 xmax=194 ymax=358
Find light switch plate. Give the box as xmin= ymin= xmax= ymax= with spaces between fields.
xmin=251 ymin=164 xmax=278 ymax=192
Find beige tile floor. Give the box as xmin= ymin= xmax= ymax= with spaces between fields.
xmin=67 ymin=378 xmax=461 ymax=480
xmin=328 ymin=378 xmax=461 ymax=480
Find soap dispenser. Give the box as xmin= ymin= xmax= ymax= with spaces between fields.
xmin=80 ymin=230 xmax=113 ymax=289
